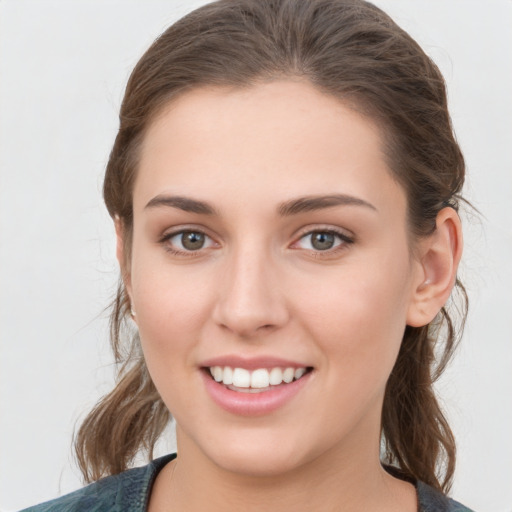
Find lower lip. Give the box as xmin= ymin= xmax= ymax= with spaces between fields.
xmin=201 ymin=370 xmax=312 ymax=416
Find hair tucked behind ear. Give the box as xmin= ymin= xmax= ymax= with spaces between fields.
xmin=75 ymin=0 xmax=468 ymax=491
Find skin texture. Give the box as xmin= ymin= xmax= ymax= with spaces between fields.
xmin=117 ymin=80 xmax=462 ymax=512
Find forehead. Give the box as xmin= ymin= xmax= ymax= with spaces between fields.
xmin=134 ymin=80 xmax=406 ymax=219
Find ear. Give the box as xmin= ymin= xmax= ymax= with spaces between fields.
xmin=406 ymin=207 xmax=463 ymax=327
xmin=114 ymin=216 xmax=134 ymax=309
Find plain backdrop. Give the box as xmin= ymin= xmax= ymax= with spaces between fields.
xmin=0 ymin=1 xmax=511 ymax=511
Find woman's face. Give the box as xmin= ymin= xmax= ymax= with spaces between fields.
xmin=124 ymin=80 xmax=425 ymax=476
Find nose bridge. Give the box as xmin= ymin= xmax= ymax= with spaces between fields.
xmin=213 ymin=237 xmax=287 ymax=337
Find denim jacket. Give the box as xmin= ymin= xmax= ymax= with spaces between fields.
xmin=20 ymin=453 xmax=475 ymax=512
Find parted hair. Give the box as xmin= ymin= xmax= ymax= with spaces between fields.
xmin=74 ymin=0 xmax=467 ymax=492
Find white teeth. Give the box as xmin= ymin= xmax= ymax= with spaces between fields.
xmin=208 ymin=365 xmax=309 ymax=389
xmin=269 ymin=367 xmax=283 ymax=385
xmin=283 ymin=367 xmax=295 ymax=383
xmin=294 ymin=368 xmax=306 ymax=380
xmin=251 ymin=368 xmax=270 ymax=388
xmin=223 ymin=366 xmax=233 ymax=385
xmin=212 ymin=366 xmax=223 ymax=382
xmin=232 ymin=368 xmax=251 ymax=388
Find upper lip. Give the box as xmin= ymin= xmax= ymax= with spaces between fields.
xmin=200 ymin=355 xmax=311 ymax=371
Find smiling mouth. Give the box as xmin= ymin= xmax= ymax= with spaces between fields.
xmin=204 ymin=366 xmax=313 ymax=393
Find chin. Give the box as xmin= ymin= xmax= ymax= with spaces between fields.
xmin=194 ymin=424 xmax=318 ymax=478
xmin=214 ymin=446 xmax=306 ymax=478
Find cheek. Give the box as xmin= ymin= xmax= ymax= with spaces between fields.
xmin=293 ymin=257 xmax=412 ymax=383
xmin=130 ymin=255 xmax=215 ymax=369
xmin=131 ymin=270 xmax=213 ymax=416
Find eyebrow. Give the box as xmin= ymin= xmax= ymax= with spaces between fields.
xmin=277 ymin=194 xmax=377 ymax=216
xmin=145 ymin=195 xmax=217 ymax=215
xmin=144 ymin=193 xmax=377 ymax=216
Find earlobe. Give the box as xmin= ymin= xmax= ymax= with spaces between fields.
xmin=406 ymin=207 xmax=463 ymax=327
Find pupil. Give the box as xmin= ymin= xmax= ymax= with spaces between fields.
xmin=182 ymin=232 xmax=205 ymax=250
xmin=312 ymin=232 xmax=334 ymax=250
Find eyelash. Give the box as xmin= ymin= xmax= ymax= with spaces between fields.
xmin=293 ymin=228 xmax=354 ymax=258
xmin=158 ymin=228 xmax=217 ymax=258
xmin=158 ymin=227 xmax=354 ymax=258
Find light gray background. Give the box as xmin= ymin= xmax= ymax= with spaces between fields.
xmin=1 ymin=1 xmax=511 ymax=511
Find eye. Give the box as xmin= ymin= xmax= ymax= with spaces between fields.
xmin=162 ymin=230 xmax=216 ymax=253
xmin=294 ymin=230 xmax=352 ymax=252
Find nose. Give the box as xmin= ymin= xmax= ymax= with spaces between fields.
xmin=212 ymin=245 xmax=289 ymax=339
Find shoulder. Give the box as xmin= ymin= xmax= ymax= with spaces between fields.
xmin=19 ymin=454 xmax=176 ymax=512
xmin=417 ymin=480 xmax=476 ymax=512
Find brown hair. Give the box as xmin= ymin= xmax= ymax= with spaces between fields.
xmin=74 ymin=0 xmax=467 ymax=492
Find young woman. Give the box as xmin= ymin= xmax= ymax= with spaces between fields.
xmin=22 ymin=0 xmax=474 ymax=510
